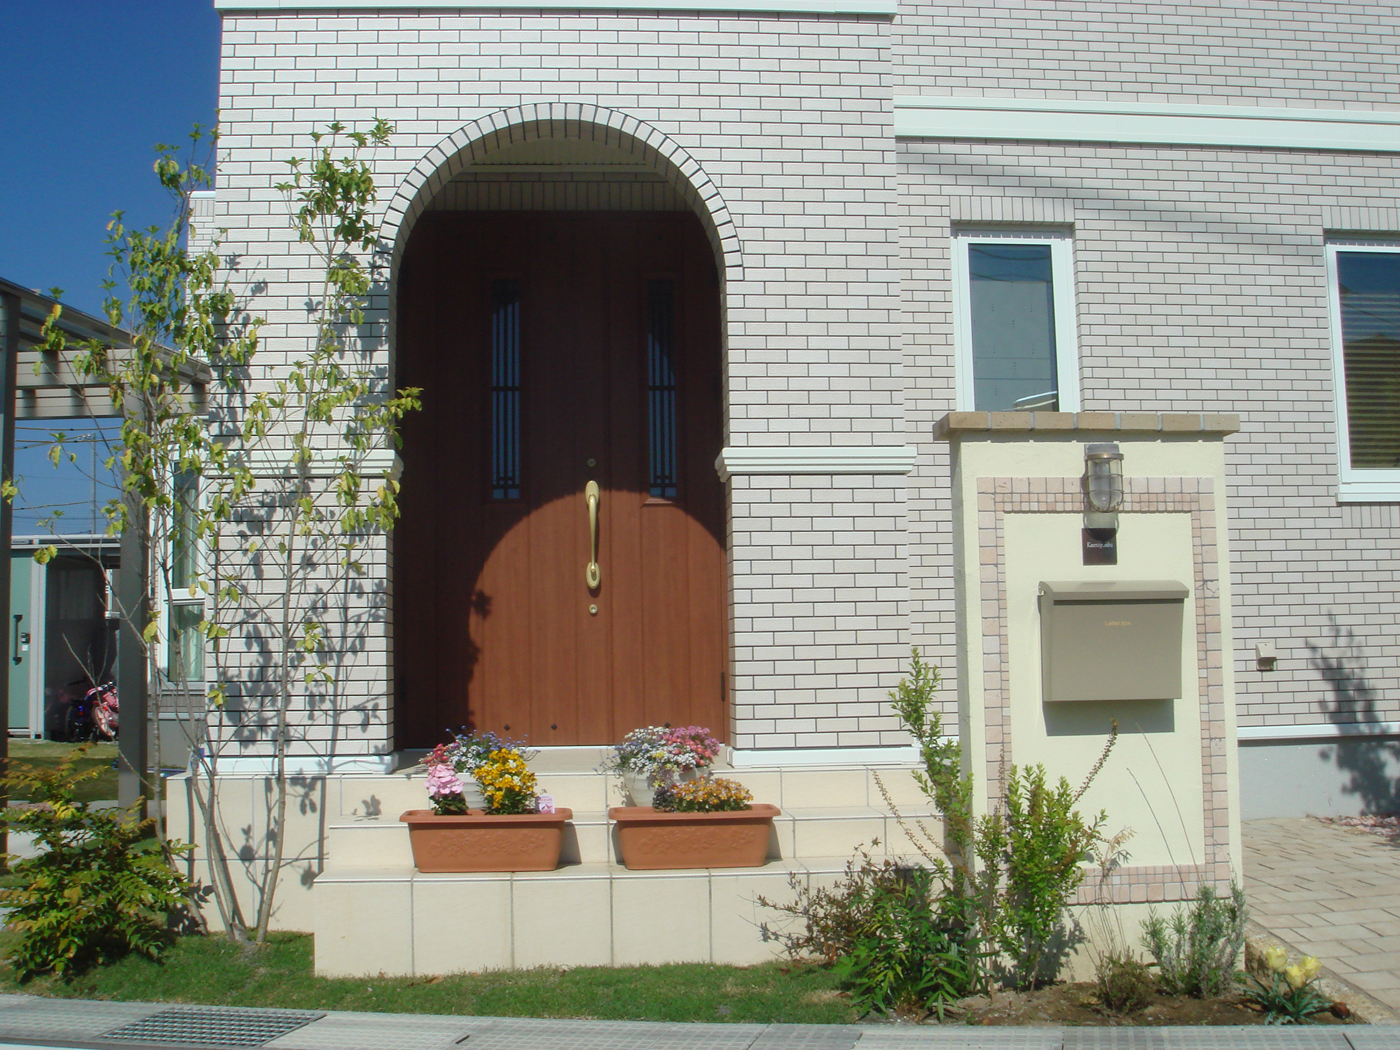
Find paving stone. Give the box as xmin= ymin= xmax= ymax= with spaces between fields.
xmin=855 ymin=1031 xmax=1062 ymax=1049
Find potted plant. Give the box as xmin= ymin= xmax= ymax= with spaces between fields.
xmin=601 ymin=725 xmax=722 ymax=805
xmin=609 ymin=776 xmax=779 ymax=870
xmin=401 ymin=741 xmax=572 ymax=872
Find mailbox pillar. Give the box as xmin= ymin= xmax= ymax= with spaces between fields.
xmin=936 ymin=411 xmax=1242 ymax=906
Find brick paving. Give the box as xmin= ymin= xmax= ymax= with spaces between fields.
xmin=1244 ymin=817 xmax=1400 ymax=1011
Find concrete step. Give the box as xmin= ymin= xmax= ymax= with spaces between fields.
xmin=313 ymin=856 xmax=869 ymax=976
xmin=320 ymin=759 xmax=933 ymax=820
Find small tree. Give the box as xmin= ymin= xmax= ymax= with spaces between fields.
xmin=36 ymin=120 xmax=420 ymax=944
xmin=881 ymin=648 xmax=1116 ymax=989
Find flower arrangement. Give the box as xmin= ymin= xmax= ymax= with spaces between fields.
xmin=602 ymin=725 xmax=722 ymax=781
xmin=426 ymin=729 xmax=534 ymax=778
xmin=653 ymin=776 xmax=753 ymax=813
xmin=423 ymin=730 xmax=540 ymax=816
xmin=473 ymin=748 xmax=540 ymax=815
xmin=1238 ymin=945 xmax=1331 ymax=1024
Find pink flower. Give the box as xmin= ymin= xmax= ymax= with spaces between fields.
xmin=426 ymin=762 xmax=464 ymax=799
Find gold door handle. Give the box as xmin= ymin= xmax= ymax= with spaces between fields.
xmin=585 ymin=480 xmax=601 ymax=589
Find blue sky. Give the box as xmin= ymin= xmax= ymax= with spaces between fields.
xmin=1 ymin=1 xmax=220 ymax=532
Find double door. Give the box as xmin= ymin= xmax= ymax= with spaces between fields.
xmin=395 ymin=211 xmax=728 ymax=747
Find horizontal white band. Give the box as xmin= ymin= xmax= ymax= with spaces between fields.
xmin=716 ymin=444 xmax=917 ymax=480
xmin=895 ymin=96 xmax=1400 ymax=153
xmin=181 ymin=753 xmax=400 ymax=775
xmin=1238 ymin=722 xmax=1400 ymax=743
xmin=1337 ymin=480 xmax=1400 ymax=503
xmin=217 ymin=0 xmax=896 ymax=14
xmin=728 ymin=745 xmax=919 ymax=768
xmin=220 ymin=448 xmax=400 ymax=479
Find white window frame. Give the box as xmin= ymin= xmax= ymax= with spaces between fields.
xmin=159 ymin=469 xmax=208 ymax=686
xmin=1325 ymin=239 xmax=1400 ymax=502
xmin=951 ymin=229 xmax=1081 ymax=413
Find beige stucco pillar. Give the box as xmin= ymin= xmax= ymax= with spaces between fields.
xmin=937 ymin=411 xmax=1243 ymax=903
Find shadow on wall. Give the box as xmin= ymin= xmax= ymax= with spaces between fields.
xmin=1307 ymin=617 xmax=1400 ymax=819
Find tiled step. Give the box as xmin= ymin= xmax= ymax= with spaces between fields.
xmin=323 ymin=803 xmax=945 ymax=869
xmin=313 ymin=856 xmax=862 ymax=976
xmin=320 ymin=758 xmax=934 ymax=820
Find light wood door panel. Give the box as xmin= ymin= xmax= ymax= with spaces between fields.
xmin=395 ymin=211 xmax=727 ymax=747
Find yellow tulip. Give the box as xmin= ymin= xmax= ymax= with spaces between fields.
xmin=1300 ymin=956 xmax=1321 ymax=982
xmin=1285 ymin=964 xmax=1306 ymax=990
xmin=1263 ymin=945 xmax=1288 ymax=972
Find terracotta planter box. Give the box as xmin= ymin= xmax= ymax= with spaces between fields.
xmin=400 ymin=808 xmax=573 ymax=872
xmin=609 ymin=804 xmax=780 ymax=870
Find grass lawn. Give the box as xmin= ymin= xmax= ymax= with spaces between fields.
xmin=0 ymin=932 xmax=857 ymax=1024
xmin=5 ymin=740 xmax=119 ymax=804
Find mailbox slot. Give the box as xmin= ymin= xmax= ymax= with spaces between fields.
xmin=1039 ymin=580 xmax=1189 ymax=702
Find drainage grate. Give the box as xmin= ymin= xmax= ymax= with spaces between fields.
xmin=103 ymin=1007 xmax=325 ymax=1047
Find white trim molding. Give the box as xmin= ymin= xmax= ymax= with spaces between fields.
xmin=715 ymin=445 xmax=918 ymax=480
xmin=216 ymin=0 xmax=897 ymax=13
xmin=1238 ymin=722 xmax=1400 ymax=743
xmin=729 ymin=745 xmax=920 ymax=768
xmin=895 ymin=96 xmax=1400 ymax=153
xmin=187 ymin=753 xmax=402 ymax=775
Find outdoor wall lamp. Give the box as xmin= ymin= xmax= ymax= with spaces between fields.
xmin=1083 ymin=443 xmax=1124 ymax=513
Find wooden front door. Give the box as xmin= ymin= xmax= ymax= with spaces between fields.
xmin=395 ymin=211 xmax=728 ymax=748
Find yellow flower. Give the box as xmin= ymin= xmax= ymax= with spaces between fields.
xmin=1284 ymin=964 xmax=1306 ymax=990
xmin=1263 ymin=945 xmax=1288 ymax=972
xmin=1299 ymin=956 xmax=1321 ymax=982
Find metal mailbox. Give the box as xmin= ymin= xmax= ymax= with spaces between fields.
xmin=1039 ymin=580 xmax=1189 ymax=702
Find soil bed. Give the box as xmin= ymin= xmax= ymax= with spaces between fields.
xmin=952 ymin=982 xmax=1351 ymax=1027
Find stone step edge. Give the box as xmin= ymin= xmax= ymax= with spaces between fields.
xmin=331 ymin=805 xmax=942 ymax=827
xmin=316 ymin=855 xmax=936 ymax=882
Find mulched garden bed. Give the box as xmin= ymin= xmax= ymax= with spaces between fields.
xmin=943 ymin=983 xmax=1353 ymax=1026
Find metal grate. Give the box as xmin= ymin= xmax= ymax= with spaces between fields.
xmin=103 ymin=1007 xmax=324 ymax=1047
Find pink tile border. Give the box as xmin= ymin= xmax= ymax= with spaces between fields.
xmin=976 ymin=476 xmax=1231 ymax=904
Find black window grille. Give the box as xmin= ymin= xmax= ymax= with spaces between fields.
xmin=491 ymin=280 xmax=521 ymax=499
xmin=647 ymin=281 xmax=678 ymax=498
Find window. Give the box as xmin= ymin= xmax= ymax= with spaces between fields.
xmin=166 ymin=469 xmax=205 ymax=683
xmin=1327 ymin=242 xmax=1400 ymax=501
xmin=490 ymin=279 xmax=522 ymax=500
xmin=646 ymin=280 xmax=679 ymax=498
xmin=951 ymin=230 xmax=1080 ymax=413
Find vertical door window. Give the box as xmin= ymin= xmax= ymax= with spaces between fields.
xmin=647 ymin=280 xmax=679 ymax=498
xmin=491 ymin=280 xmax=522 ymax=500
xmin=952 ymin=231 xmax=1080 ymax=413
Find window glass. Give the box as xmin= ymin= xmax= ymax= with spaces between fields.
xmin=168 ymin=603 xmax=204 ymax=682
xmin=490 ymin=280 xmax=522 ymax=500
xmin=646 ymin=280 xmax=678 ymax=498
xmin=967 ymin=242 xmax=1059 ymax=411
xmin=170 ymin=470 xmax=198 ymax=592
xmin=1335 ymin=250 xmax=1400 ymax=470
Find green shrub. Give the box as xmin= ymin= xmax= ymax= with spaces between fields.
xmin=0 ymin=750 xmax=193 ymax=980
xmin=884 ymin=648 xmax=1116 ymax=990
xmin=1095 ymin=950 xmax=1155 ymax=1014
xmin=976 ymin=762 xmax=1109 ymax=988
xmin=834 ymin=869 xmax=983 ymax=1019
xmin=1141 ymin=881 xmax=1247 ymax=998
xmin=757 ymin=845 xmax=916 ymax=963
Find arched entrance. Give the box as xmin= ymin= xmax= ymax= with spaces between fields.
xmin=392 ymin=129 xmax=730 ymax=748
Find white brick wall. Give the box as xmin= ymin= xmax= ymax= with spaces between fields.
xmin=212 ymin=0 xmax=1400 ymax=757
xmin=898 ymin=138 xmax=1400 ymax=728
xmin=894 ymin=0 xmax=1400 ymax=106
xmin=215 ymin=8 xmax=907 ymax=754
